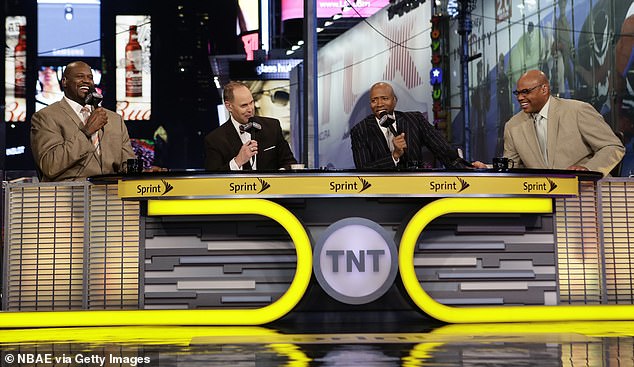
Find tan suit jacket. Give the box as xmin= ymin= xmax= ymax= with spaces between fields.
xmin=30 ymin=98 xmax=135 ymax=181
xmin=503 ymin=96 xmax=625 ymax=176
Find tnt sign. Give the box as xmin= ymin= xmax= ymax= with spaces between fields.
xmin=313 ymin=218 xmax=398 ymax=305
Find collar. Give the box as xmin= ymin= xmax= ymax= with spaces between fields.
xmin=64 ymin=96 xmax=92 ymax=120
xmin=533 ymin=96 xmax=551 ymax=121
xmin=374 ymin=112 xmax=396 ymax=130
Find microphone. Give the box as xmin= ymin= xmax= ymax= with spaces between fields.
xmin=378 ymin=111 xmax=398 ymax=136
xmin=84 ymin=86 xmax=103 ymax=109
xmin=445 ymin=148 xmax=474 ymax=168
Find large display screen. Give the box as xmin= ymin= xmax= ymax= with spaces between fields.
xmin=34 ymin=61 xmax=102 ymax=112
xmin=37 ymin=0 xmax=101 ymax=57
xmin=115 ymin=15 xmax=151 ymax=121
xmin=281 ymin=0 xmax=390 ymax=21
xmin=5 ymin=16 xmax=27 ymax=123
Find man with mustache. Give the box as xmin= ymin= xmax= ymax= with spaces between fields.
xmin=350 ymin=81 xmax=469 ymax=170
xmin=495 ymin=70 xmax=624 ymax=177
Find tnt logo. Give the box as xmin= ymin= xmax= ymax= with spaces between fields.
xmin=313 ymin=218 xmax=398 ymax=305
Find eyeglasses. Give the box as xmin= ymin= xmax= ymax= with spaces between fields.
xmin=512 ymin=84 xmax=543 ymax=96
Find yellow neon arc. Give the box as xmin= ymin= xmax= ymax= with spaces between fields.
xmin=399 ymin=197 xmax=634 ymax=323
xmin=0 ymin=199 xmax=312 ymax=328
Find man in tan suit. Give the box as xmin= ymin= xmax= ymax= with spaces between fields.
xmin=31 ymin=61 xmax=135 ymax=181
xmin=474 ymin=70 xmax=624 ymax=177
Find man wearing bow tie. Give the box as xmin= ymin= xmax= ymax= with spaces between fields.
xmin=204 ymin=81 xmax=297 ymax=171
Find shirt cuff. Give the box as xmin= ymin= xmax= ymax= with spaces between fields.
xmin=229 ymin=158 xmax=242 ymax=171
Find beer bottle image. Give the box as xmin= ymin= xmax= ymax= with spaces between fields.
xmin=125 ymin=25 xmax=142 ymax=97
xmin=14 ymin=25 xmax=27 ymax=98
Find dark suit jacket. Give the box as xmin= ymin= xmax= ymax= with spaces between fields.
xmin=30 ymin=98 xmax=135 ymax=181
xmin=351 ymin=111 xmax=462 ymax=169
xmin=204 ymin=116 xmax=297 ymax=171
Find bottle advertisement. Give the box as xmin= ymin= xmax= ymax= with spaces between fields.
xmin=4 ymin=16 xmax=27 ymax=123
xmin=116 ymin=15 xmax=151 ymax=121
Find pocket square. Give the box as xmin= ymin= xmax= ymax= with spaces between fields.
xmin=262 ymin=145 xmax=276 ymax=152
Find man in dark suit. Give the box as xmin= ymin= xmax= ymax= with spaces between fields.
xmin=30 ymin=61 xmax=136 ymax=181
xmin=351 ymin=82 xmax=468 ymax=170
xmin=204 ymin=81 xmax=297 ymax=171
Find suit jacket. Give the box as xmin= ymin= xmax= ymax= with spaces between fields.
xmin=503 ymin=96 xmax=625 ymax=176
xmin=351 ymin=111 xmax=462 ymax=169
xmin=204 ymin=116 xmax=297 ymax=171
xmin=30 ymin=98 xmax=135 ymax=181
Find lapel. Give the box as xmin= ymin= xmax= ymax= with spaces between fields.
xmin=545 ymin=97 xmax=560 ymax=168
xmin=367 ymin=116 xmax=390 ymax=154
xmin=519 ymin=111 xmax=546 ymax=168
xmin=60 ymin=98 xmax=103 ymax=167
xmin=225 ymin=119 xmax=245 ymax=153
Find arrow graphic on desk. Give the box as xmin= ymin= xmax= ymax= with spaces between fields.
xmin=357 ymin=177 xmax=372 ymax=193
xmin=257 ymin=178 xmax=271 ymax=194
xmin=457 ymin=177 xmax=470 ymax=193
xmin=161 ymin=179 xmax=174 ymax=195
xmin=547 ymin=178 xmax=557 ymax=193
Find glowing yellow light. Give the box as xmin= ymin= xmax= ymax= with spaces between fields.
xmin=0 ymin=199 xmax=312 ymax=328
xmin=399 ymin=197 xmax=634 ymax=323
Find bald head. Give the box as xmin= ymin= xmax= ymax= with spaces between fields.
xmin=369 ymin=82 xmax=398 ymax=118
xmin=61 ymin=61 xmax=95 ymax=105
xmin=515 ymin=70 xmax=550 ymax=113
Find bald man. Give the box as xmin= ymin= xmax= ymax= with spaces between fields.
xmin=31 ymin=61 xmax=135 ymax=181
xmin=501 ymin=70 xmax=624 ymax=176
xmin=351 ymin=82 xmax=469 ymax=170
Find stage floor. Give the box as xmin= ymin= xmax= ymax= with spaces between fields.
xmin=1 ymin=321 xmax=633 ymax=366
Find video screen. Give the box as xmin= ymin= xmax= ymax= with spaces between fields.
xmin=281 ymin=0 xmax=390 ymax=21
xmin=115 ymin=15 xmax=151 ymax=121
xmin=37 ymin=0 xmax=101 ymax=57
xmin=34 ymin=61 xmax=103 ymax=112
xmin=238 ymin=80 xmax=291 ymax=142
xmin=5 ymin=16 xmax=27 ymax=123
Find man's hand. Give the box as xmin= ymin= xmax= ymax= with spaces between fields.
xmin=235 ymin=140 xmax=258 ymax=166
xmin=81 ymin=107 xmax=108 ymax=136
xmin=566 ymin=165 xmax=589 ymax=172
xmin=392 ymin=133 xmax=407 ymax=160
xmin=471 ymin=161 xmax=489 ymax=169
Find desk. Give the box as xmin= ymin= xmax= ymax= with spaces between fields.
xmin=2 ymin=171 xmax=634 ymax=326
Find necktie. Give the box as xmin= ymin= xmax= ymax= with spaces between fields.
xmin=534 ymin=114 xmax=547 ymax=163
xmin=385 ymin=128 xmax=394 ymax=153
xmin=81 ymin=106 xmax=100 ymax=155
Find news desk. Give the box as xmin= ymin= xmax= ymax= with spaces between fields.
xmin=2 ymin=170 xmax=634 ymax=327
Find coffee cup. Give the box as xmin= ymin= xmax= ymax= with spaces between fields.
xmin=290 ymin=163 xmax=305 ymax=170
xmin=124 ymin=158 xmax=143 ymax=174
xmin=492 ymin=157 xmax=514 ymax=171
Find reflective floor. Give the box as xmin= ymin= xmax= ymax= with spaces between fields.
xmin=2 ymin=322 xmax=634 ymax=366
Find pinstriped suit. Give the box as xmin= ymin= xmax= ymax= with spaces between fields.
xmin=351 ymin=111 xmax=460 ymax=170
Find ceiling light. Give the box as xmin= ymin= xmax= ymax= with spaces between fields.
xmin=324 ymin=20 xmax=333 ymax=27
xmin=286 ymin=50 xmax=295 ymax=55
xmin=316 ymin=27 xmax=324 ymax=32
xmin=332 ymin=13 xmax=343 ymax=20
xmin=291 ymin=45 xmax=300 ymax=51
xmin=297 ymin=40 xmax=304 ymax=46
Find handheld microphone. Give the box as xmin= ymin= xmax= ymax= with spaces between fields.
xmin=378 ymin=111 xmax=398 ymax=136
xmin=84 ymin=87 xmax=103 ymax=109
